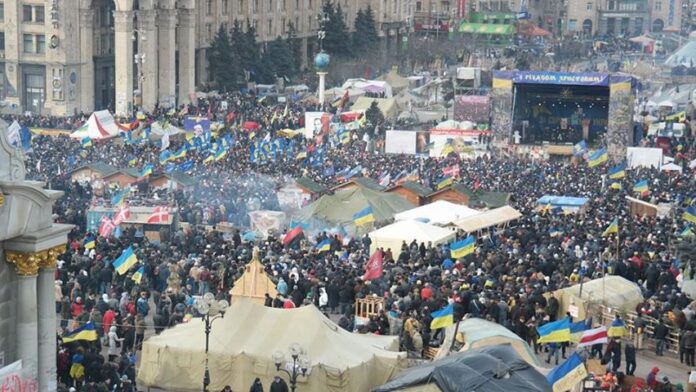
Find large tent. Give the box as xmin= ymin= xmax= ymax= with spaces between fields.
xmin=395 ymin=200 xmax=480 ymax=226
xmin=551 ymin=276 xmax=644 ymax=320
xmin=295 ymin=186 xmax=414 ymax=226
xmin=229 ymin=250 xmax=277 ymax=305
xmin=374 ymin=344 xmax=551 ymax=392
xmin=369 ymin=220 xmax=455 ymax=258
xmin=435 ymin=318 xmax=539 ymax=367
xmin=70 ymin=110 xmax=120 ymax=139
xmin=138 ymin=300 xmax=406 ymax=392
xmin=453 ymin=205 xmax=522 ymax=232
xmin=351 ymin=97 xmax=399 ymax=119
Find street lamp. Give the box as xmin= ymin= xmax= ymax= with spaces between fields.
xmin=272 ymin=343 xmax=311 ymax=392
xmin=316 ymin=12 xmax=330 ymax=51
xmin=195 ymin=293 xmax=229 ymax=392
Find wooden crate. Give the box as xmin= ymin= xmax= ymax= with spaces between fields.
xmin=355 ymin=297 xmax=385 ymax=318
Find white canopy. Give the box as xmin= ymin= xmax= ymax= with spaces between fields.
xmin=69 ymin=110 xmax=120 ymax=139
xmin=138 ymin=300 xmax=405 ymax=392
xmin=453 ymin=206 xmax=522 ymax=233
xmin=394 ymin=200 xmax=480 ymax=226
xmin=342 ymin=78 xmax=393 ymax=98
xmin=661 ymin=162 xmax=683 ymax=172
xmin=369 ymin=220 xmax=455 ymax=258
xmin=150 ymin=121 xmax=184 ymax=138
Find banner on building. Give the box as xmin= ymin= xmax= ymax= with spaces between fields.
xmin=513 ymin=71 xmax=609 ymax=86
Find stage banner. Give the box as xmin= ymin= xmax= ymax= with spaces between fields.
xmin=491 ymin=71 xmax=514 ymax=139
xmin=607 ymin=75 xmax=634 ymax=158
xmin=385 ymin=130 xmax=417 ymax=155
xmin=454 ymin=95 xmax=491 ymax=122
xmin=512 ymin=71 xmax=609 ymax=86
xmin=183 ymin=116 xmax=211 ymax=133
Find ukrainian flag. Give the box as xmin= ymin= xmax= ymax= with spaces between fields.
xmin=215 ymin=148 xmax=227 ymax=161
xmin=131 ymin=266 xmax=144 ymax=284
xmin=633 ymin=179 xmax=649 ymax=195
xmin=537 ymin=317 xmax=571 ymax=343
xmin=610 ymin=182 xmax=623 ymax=190
xmin=172 ymin=146 xmax=188 ymax=159
xmin=607 ymin=162 xmax=626 ymax=179
xmin=111 ymin=191 xmax=127 ymax=207
xmin=573 ymin=140 xmax=587 ymax=156
xmin=430 ymin=303 xmax=454 ymax=330
xmin=62 ymin=321 xmax=98 ymax=343
xmin=316 ymin=239 xmax=331 ymax=252
xmin=607 ymin=318 xmax=626 ymax=337
xmin=139 ymin=164 xmax=154 ymax=178
xmin=112 ymin=246 xmax=138 ymax=275
xmin=203 ymin=154 xmax=214 ymax=164
xmin=549 ymin=228 xmax=563 ymax=238
xmin=683 ymin=206 xmax=696 ymax=224
xmin=547 ymin=353 xmax=588 ymax=392
xmin=437 ymin=176 xmax=453 ymax=190
xmin=83 ymin=235 xmax=96 ymax=250
xmin=295 ymin=151 xmax=307 ymax=160
xmin=588 ymin=148 xmax=608 ymax=167
xmin=602 ymin=217 xmax=619 ymax=237
xmin=450 ymin=236 xmax=476 ymax=259
xmin=81 ymin=137 xmax=93 ymax=148
xmin=159 ymin=150 xmax=172 ymax=164
xmin=353 ymin=206 xmax=375 ymax=226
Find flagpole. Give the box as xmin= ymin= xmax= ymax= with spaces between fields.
xmin=449 ymin=318 xmax=462 ymax=353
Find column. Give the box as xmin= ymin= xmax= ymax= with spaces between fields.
xmin=5 ymin=251 xmax=40 ymax=379
xmin=79 ymin=8 xmax=95 ymax=112
xmin=138 ymin=9 xmax=158 ymax=112
xmin=37 ymin=246 xmax=64 ymax=392
xmin=114 ymin=10 xmax=134 ymax=116
xmin=177 ymin=8 xmax=196 ymax=105
xmin=301 ymin=37 xmax=308 ymax=70
xmin=157 ymin=8 xmax=177 ymax=108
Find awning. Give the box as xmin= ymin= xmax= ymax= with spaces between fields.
xmin=459 ymin=23 xmax=514 ymax=35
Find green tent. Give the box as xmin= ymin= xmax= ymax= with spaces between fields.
xmin=458 ymin=23 xmax=515 ymax=35
xmin=295 ymin=186 xmax=415 ymax=226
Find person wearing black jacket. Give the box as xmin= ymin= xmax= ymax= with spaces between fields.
xmin=625 ymin=342 xmax=636 ymax=375
xmin=654 ymin=319 xmax=669 ymax=356
xmin=269 ymin=376 xmax=289 ymax=392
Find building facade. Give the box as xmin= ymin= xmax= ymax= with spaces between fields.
xmin=561 ymin=0 xmax=682 ymax=35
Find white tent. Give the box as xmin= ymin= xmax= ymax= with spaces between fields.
xmin=453 ymin=206 xmax=522 ymax=233
xmin=394 ymin=200 xmax=480 ymax=226
xmin=138 ymin=300 xmax=405 ymax=392
xmin=69 ymin=110 xmax=120 ymax=139
xmin=150 ymin=121 xmax=184 ymax=139
xmin=661 ymin=162 xmax=683 ymax=173
xmin=369 ymin=220 xmax=455 ymax=258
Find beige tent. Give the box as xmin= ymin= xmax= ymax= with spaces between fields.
xmin=229 ymin=250 xmax=277 ymax=305
xmin=350 ymin=97 xmax=399 ymax=119
xmin=435 ymin=318 xmax=540 ymax=367
xmin=138 ymin=300 xmax=406 ymax=392
xmin=452 ymin=205 xmax=522 ymax=232
xmin=551 ymin=276 xmax=644 ymax=320
xmin=369 ymin=220 xmax=455 ymax=259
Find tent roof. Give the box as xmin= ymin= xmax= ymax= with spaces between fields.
xmin=333 ymin=177 xmax=385 ymax=192
xmin=230 ymin=250 xmax=277 ymax=303
xmin=374 ymin=344 xmax=551 ymax=392
xmin=70 ymin=161 xmax=119 ymax=176
xmin=665 ymin=40 xmax=696 ymax=67
xmin=296 ymin=186 xmax=414 ymax=226
xmin=555 ymin=275 xmax=644 ymax=313
xmin=350 ymin=97 xmax=399 ymax=119
xmin=295 ymin=177 xmax=328 ymax=194
xmin=388 ymin=181 xmax=433 ymax=197
xmin=453 ymin=205 xmax=522 ymax=232
xmin=395 ymin=200 xmax=480 ymax=225
xmin=69 ymin=110 xmax=120 ymax=139
xmin=448 ymin=184 xmax=512 ymax=209
xmin=377 ymin=71 xmax=410 ymax=91
xmin=369 ymin=220 xmax=455 ymax=243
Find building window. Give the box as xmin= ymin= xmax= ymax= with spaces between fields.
xmin=222 ymin=0 xmax=228 ymax=14
xmin=240 ymin=0 xmax=244 ymax=12
xmin=586 ymin=2 xmax=592 ymax=10
xmin=268 ymin=0 xmax=273 ymax=11
xmin=282 ymin=0 xmax=286 ymax=11
xmin=35 ymin=5 xmax=44 ymax=22
xmin=207 ymin=0 xmax=213 ymax=15
xmin=267 ymin=18 xmax=272 ymax=35
xmin=0 ymin=32 xmax=4 ymax=50
xmin=308 ymin=0 xmax=311 ymax=8
xmin=281 ymin=17 xmax=286 ymax=33
xmin=308 ymin=15 xmax=312 ymax=30
xmin=23 ymin=5 xmax=33 ymax=22
xmin=0 ymin=3 xmax=5 ymax=21
xmin=23 ymin=34 xmax=33 ymax=53
xmin=36 ymin=34 xmax=45 ymax=53
xmin=207 ymin=24 xmax=213 ymax=41
xmin=253 ymin=0 xmax=259 ymax=12
xmin=655 ymin=1 xmax=661 ymax=10
xmin=295 ymin=0 xmax=299 ymax=9
xmin=416 ymin=1 xmax=422 ymax=11
xmin=295 ymin=16 xmax=299 ymax=31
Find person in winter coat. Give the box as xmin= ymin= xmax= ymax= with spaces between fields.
xmin=318 ymin=287 xmax=328 ymax=311
xmin=249 ymin=377 xmax=264 ymax=392
xmin=107 ymin=326 xmax=125 ymax=362
xmin=646 ymin=367 xmax=660 ymax=389
xmin=269 ymin=376 xmax=289 ymax=392
xmin=625 ymin=342 xmax=636 ymax=375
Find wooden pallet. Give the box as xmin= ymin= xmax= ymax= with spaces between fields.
xmin=355 ymin=297 xmax=385 ymax=318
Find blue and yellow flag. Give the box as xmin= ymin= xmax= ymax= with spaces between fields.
xmin=549 ymin=228 xmax=563 ymax=238
xmin=683 ymin=206 xmax=696 ymax=224
xmin=633 ymin=179 xmax=649 ymax=195
xmin=607 ymin=318 xmax=626 ymax=338
xmin=83 ymin=235 xmax=96 ymax=250
xmin=607 ymin=162 xmax=626 ymax=179
xmin=159 ymin=150 xmax=172 ymax=164
xmin=573 ymin=140 xmax=587 ymax=156
xmin=610 ymin=182 xmax=623 ymax=190
xmin=437 ymin=176 xmax=453 ymax=190
xmin=172 ymin=146 xmax=188 ymax=159
xmin=547 ymin=353 xmax=588 ymax=392
xmin=81 ymin=137 xmax=93 ymax=148
xmin=203 ymin=154 xmax=214 ymax=164
xmin=316 ymin=239 xmax=331 ymax=252
xmin=353 ymin=206 xmax=375 ymax=226
xmin=111 ymin=190 xmax=127 ymax=208
xmin=139 ymin=164 xmax=154 ymax=178
xmin=132 ymin=266 xmax=145 ymax=284
xmin=62 ymin=322 xmax=98 ymax=343
xmin=602 ymin=217 xmax=619 ymax=237
xmin=430 ymin=303 xmax=454 ymax=330
xmin=537 ymin=317 xmax=571 ymax=343
xmin=450 ymin=236 xmax=476 ymax=259
xmin=587 ymin=148 xmax=608 ymax=167
xmin=112 ymin=246 xmax=138 ymax=275
xmin=215 ymin=147 xmax=227 ymax=161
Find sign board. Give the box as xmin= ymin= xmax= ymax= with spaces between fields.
xmin=568 ymin=304 xmax=579 ymax=318
xmin=513 ymin=71 xmax=609 ymax=86
xmin=385 ymin=130 xmax=417 ymax=155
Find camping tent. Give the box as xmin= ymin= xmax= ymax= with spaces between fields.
xmin=150 ymin=121 xmax=185 ymax=139
xmin=394 ymin=200 xmax=480 ymax=226
xmin=551 ymin=276 xmax=644 ymax=320
xmin=138 ymin=300 xmax=405 ymax=392
xmin=377 ymin=71 xmax=410 ymax=93
xmin=369 ymin=220 xmax=455 ymax=258
xmin=452 ymin=205 xmax=522 ymax=232
xmin=350 ymin=97 xmax=399 ymax=119
xmin=295 ymin=186 xmax=414 ymax=226
xmin=373 ymin=344 xmax=551 ymax=392
xmin=434 ymin=318 xmax=539 ymax=367
xmin=229 ymin=250 xmax=277 ymax=305
xmin=70 ymin=110 xmax=120 ymax=139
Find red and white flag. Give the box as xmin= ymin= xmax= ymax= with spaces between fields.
xmin=98 ymin=216 xmax=116 ymax=238
xmin=146 ymin=206 xmax=170 ymax=224
xmin=113 ymin=205 xmax=131 ymax=225
xmin=363 ymin=250 xmax=384 ymax=281
xmin=443 ymin=164 xmax=460 ymax=178
xmin=577 ymin=326 xmax=608 ymax=348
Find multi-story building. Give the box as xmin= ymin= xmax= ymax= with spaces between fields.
xmin=562 ymin=0 xmax=680 ymax=35
xmin=648 ymin=0 xmax=682 ymax=32
xmin=0 ymin=0 xmax=408 ymax=117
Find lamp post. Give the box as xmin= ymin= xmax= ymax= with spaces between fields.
xmin=132 ymin=26 xmax=147 ymax=113
xmin=272 ymin=343 xmax=311 ymax=392
xmin=195 ymin=293 xmax=229 ymax=392
xmin=315 ymin=12 xmax=330 ymax=107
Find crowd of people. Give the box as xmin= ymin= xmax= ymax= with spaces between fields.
xmin=8 ymin=86 xmax=695 ymax=391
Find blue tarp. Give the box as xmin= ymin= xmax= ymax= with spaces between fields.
xmin=537 ymin=195 xmax=589 ymax=207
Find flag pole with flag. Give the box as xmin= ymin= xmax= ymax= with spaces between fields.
xmin=112 ymin=246 xmax=138 ymax=275
xmin=363 ymin=249 xmax=384 ymax=281
xmin=62 ymin=321 xmax=99 ymax=343
xmin=450 ymin=236 xmax=476 ymax=259
xmin=430 ymin=303 xmax=454 ymax=330
xmin=353 ymin=206 xmax=375 ymax=226
xmin=546 ymin=352 xmax=588 ymax=392
xmin=537 ymin=317 xmax=571 ymax=343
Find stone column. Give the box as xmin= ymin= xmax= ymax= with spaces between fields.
xmin=37 ymin=245 xmax=64 ymax=392
xmin=177 ymin=8 xmax=196 ymax=105
xmin=5 ymin=251 xmax=40 ymax=380
xmin=79 ymin=8 xmax=95 ymax=113
xmin=301 ymin=37 xmax=308 ymax=70
xmin=114 ymin=10 xmax=135 ymax=116
xmin=157 ymin=8 xmax=178 ymax=108
xmin=138 ymin=9 xmax=158 ymax=112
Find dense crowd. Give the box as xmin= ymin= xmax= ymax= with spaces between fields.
xmin=11 ymin=90 xmax=695 ymax=391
